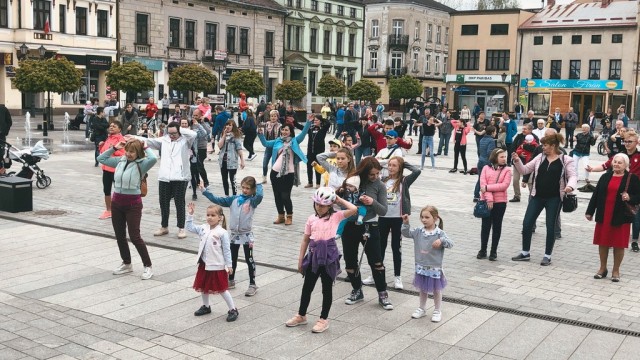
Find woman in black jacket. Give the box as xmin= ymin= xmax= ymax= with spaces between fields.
xmin=242 ymin=109 xmax=258 ymax=161
xmin=91 ymin=107 xmax=109 ymax=167
xmin=305 ymin=115 xmax=331 ymax=188
xmin=586 ymin=153 xmax=640 ymax=282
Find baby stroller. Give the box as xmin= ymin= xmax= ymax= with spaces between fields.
xmin=2 ymin=140 xmax=52 ymax=189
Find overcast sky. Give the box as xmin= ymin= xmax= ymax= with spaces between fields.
xmin=447 ymin=0 xmax=573 ymax=10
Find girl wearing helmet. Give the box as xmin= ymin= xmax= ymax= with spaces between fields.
xmin=285 ymin=187 xmax=357 ymax=333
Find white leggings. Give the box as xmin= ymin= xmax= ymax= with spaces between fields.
xmin=572 ymin=154 xmax=590 ymax=181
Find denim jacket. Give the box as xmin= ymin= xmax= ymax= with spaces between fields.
xmin=259 ymin=121 xmax=311 ymax=165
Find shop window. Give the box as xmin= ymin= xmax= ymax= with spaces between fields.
xmin=490 ymin=24 xmax=508 ymax=35
xmin=569 ymin=60 xmax=580 ymax=79
xmin=456 ymin=50 xmax=479 ymax=70
xmin=609 ymin=59 xmax=621 ymax=80
xmin=571 ymin=35 xmax=581 ymax=44
xmin=62 ymin=70 xmax=99 ymax=105
xmin=552 ymin=36 xmax=562 ymax=45
xmin=529 ymin=93 xmax=550 ymax=115
xmin=612 ymin=34 xmax=622 ymax=43
xmin=33 ymin=0 xmax=50 ymax=30
xmin=461 ymin=24 xmax=478 ymax=36
xmin=532 ymin=60 xmax=542 ymax=79
xmin=485 ymin=50 xmax=509 ymax=71
xmin=591 ymin=35 xmax=601 ymax=44
xmin=169 ymin=18 xmax=180 ymax=48
xmin=136 ymin=13 xmax=149 ymax=45
xmin=589 ymin=60 xmax=601 ymax=80
xmin=550 ymin=60 xmax=561 ymax=79
xmin=0 ymin=0 xmax=9 ymax=28
xmin=76 ymin=7 xmax=87 ymax=35
xmin=533 ymin=36 xmax=543 ymax=45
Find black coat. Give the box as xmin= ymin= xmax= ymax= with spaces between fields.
xmin=307 ymin=121 xmax=331 ymax=154
xmin=0 ymin=104 xmax=11 ymax=139
xmin=586 ymin=171 xmax=640 ymax=226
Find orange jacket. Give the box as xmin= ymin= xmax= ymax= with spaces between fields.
xmin=99 ymin=134 xmax=125 ymax=172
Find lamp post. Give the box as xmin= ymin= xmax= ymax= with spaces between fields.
xmin=38 ymin=45 xmax=49 ymax=136
xmin=343 ymin=73 xmax=347 ymax=103
xmin=501 ymin=72 xmax=509 ymax=113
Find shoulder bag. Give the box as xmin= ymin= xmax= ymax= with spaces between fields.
xmin=135 ymin=162 xmax=149 ymax=197
xmin=623 ymin=173 xmax=639 ymax=216
xmin=561 ymin=155 xmax=577 ymax=212
xmin=474 ymin=167 xmax=503 ymax=218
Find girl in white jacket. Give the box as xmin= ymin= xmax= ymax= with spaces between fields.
xmin=186 ymin=203 xmax=239 ymax=322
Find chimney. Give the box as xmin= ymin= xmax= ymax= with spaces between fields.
xmin=601 ymin=0 xmax=612 ymax=8
xmin=547 ymin=0 xmax=556 ymax=7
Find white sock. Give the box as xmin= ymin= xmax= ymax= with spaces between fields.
xmin=433 ymin=290 xmax=442 ymax=312
xmin=221 ymin=290 xmax=235 ymax=310
xmin=544 ymin=254 xmax=551 ymax=259
xmin=201 ymin=293 xmax=210 ymax=307
xmin=521 ymin=251 xmax=530 ymax=256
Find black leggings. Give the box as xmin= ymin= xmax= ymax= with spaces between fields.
xmin=243 ymin=132 xmax=257 ymax=157
xmin=102 ymin=170 xmax=115 ymax=196
xmin=196 ymin=149 xmax=209 ymax=186
xmin=158 ymin=180 xmax=188 ymax=228
xmin=480 ymin=202 xmax=507 ymax=254
xmin=453 ymin=143 xmax=467 ymax=171
xmin=270 ymin=170 xmax=294 ymax=215
xmin=379 ymin=217 xmax=403 ymax=277
xmin=306 ymin=153 xmax=322 ymax=185
xmin=298 ymin=265 xmax=333 ymax=319
xmin=220 ymin=161 xmax=238 ymax=196
xmin=342 ymin=222 xmax=386 ymax=292
xmin=190 ymin=162 xmax=200 ymax=195
xmin=229 ymin=243 xmax=256 ymax=284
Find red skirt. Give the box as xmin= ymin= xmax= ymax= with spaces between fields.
xmin=193 ymin=263 xmax=229 ymax=294
xmin=593 ymin=176 xmax=630 ymax=248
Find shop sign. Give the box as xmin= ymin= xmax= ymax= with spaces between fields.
xmin=446 ymin=74 xmax=511 ymax=83
xmin=520 ymin=79 xmax=623 ymax=90
xmin=5 ymin=66 xmax=15 ymax=78
xmin=87 ymin=55 xmax=112 ymax=70
xmin=123 ymin=57 xmax=163 ymax=71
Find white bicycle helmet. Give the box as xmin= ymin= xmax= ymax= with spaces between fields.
xmin=312 ymin=187 xmax=336 ymax=206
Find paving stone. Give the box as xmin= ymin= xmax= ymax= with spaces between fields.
xmin=64 ymin=333 xmax=103 ymax=347
xmin=3 ymin=337 xmax=41 ymax=351
xmin=117 ymin=337 xmax=156 ymax=352
xmin=95 ymin=330 xmax=131 ymax=344
xmin=32 ymin=334 xmax=68 ymax=349
xmin=172 ymin=342 xmax=215 ymax=357
xmin=88 ymin=340 xmax=125 ymax=355
xmin=110 ymin=347 xmax=150 ymax=360
xmin=150 ymin=335 xmax=187 ymax=349
xmin=526 ymin=324 xmax=590 ymax=360
xmin=14 ymin=327 xmax=50 ymax=341
xmin=569 ymin=330 xmax=625 ymax=360
xmin=0 ymin=329 xmax=19 ymax=342
xmin=455 ymin=312 xmax=526 ymax=353
xmin=490 ymin=318 xmax=558 ymax=359
xmin=125 ymin=329 xmax=163 ymax=342
xmin=141 ymin=345 xmax=180 ymax=360
xmin=56 ymin=343 xmax=94 ymax=358
xmin=438 ymin=346 xmax=485 ymax=360
xmin=0 ymin=347 xmax=28 ymax=360
xmin=19 ymin=345 xmax=62 ymax=360
xmin=424 ymin=307 xmax=496 ymax=346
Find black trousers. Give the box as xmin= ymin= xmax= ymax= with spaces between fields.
xmin=196 ymin=149 xmax=209 ymax=186
xmin=565 ymin=128 xmax=575 ymax=147
xmin=378 ymin=217 xmax=403 ymax=277
xmin=270 ymin=170 xmax=294 ymax=214
xmin=189 ymin=162 xmax=200 ymax=195
xmin=342 ymin=222 xmax=386 ymax=292
xmin=221 ymin=161 xmax=238 ymax=196
xmin=453 ymin=143 xmax=467 ymax=171
xmin=158 ymin=180 xmax=188 ymax=228
xmin=480 ymin=202 xmax=507 ymax=254
xmin=229 ymin=243 xmax=256 ymax=284
xmin=298 ymin=265 xmax=333 ymax=319
xmin=306 ymin=152 xmax=322 ymax=185
xmin=243 ymin=132 xmax=257 ymax=157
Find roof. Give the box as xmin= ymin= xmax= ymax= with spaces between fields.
xmin=363 ymin=0 xmax=454 ymax=13
xmin=450 ymin=8 xmax=533 ymax=16
xmin=223 ymin=0 xmax=288 ymax=13
xmin=519 ymin=0 xmax=637 ymax=29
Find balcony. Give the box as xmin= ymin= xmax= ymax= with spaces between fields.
xmin=167 ymin=47 xmax=198 ymax=61
xmin=387 ymin=66 xmax=407 ymax=77
xmin=135 ymin=44 xmax=150 ymax=56
xmin=388 ymin=34 xmax=409 ymax=51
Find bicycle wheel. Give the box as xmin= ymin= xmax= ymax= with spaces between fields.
xmin=597 ymin=142 xmax=604 ymax=156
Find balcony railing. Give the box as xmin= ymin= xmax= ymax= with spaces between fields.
xmin=167 ymin=47 xmax=198 ymax=61
xmin=135 ymin=44 xmax=150 ymax=56
xmin=388 ymin=34 xmax=409 ymax=50
xmin=387 ymin=66 xmax=407 ymax=77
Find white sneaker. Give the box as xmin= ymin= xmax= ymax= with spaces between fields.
xmin=412 ymin=308 xmax=426 ymax=319
xmin=431 ymin=310 xmax=442 ymax=323
xmin=113 ymin=263 xmax=133 ymax=275
xmin=362 ymin=276 xmax=374 ymax=285
xmin=141 ymin=267 xmax=153 ymax=280
xmin=153 ymin=227 xmax=169 ymax=236
xmin=394 ymin=276 xmax=404 ymax=290
xmin=177 ymin=228 xmax=187 ymax=239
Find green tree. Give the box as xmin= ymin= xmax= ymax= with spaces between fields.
xmin=316 ymin=75 xmax=346 ymax=99
xmin=347 ymin=79 xmax=382 ymax=104
xmin=389 ymin=75 xmax=423 ymax=118
xmin=477 ymin=0 xmax=519 ymax=10
xmin=226 ymin=70 xmax=264 ymax=98
xmin=275 ymin=80 xmax=307 ymax=104
xmin=106 ymin=61 xmax=155 ymax=95
xmin=13 ymin=57 xmax=83 ymax=94
xmin=167 ymin=64 xmax=217 ymax=96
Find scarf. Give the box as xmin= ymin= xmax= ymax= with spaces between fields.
xmin=125 ymin=110 xmax=134 ymax=121
xmin=277 ymin=137 xmax=293 ymax=178
xmin=236 ymin=194 xmax=250 ymax=206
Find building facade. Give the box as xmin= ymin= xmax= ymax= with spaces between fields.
xmin=445 ymin=9 xmax=535 ymax=114
xmin=518 ymin=0 xmax=639 ymax=121
xmin=362 ymin=0 xmax=453 ymax=108
xmin=275 ymin=0 xmax=365 ymax=108
xmin=118 ymin=0 xmax=286 ymax=105
xmin=0 ymin=0 xmax=117 ymax=114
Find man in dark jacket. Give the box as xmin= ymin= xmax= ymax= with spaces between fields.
xmin=563 ymin=107 xmax=578 ymax=149
xmin=0 ymin=104 xmax=12 ymax=174
xmin=212 ymin=105 xmax=230 ymax=141
xmin=343 ymin=102 xmax=358 ymax=139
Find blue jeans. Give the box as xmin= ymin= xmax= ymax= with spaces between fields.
xmin=262 ymin=147 xmax=273 ymax=177
xmin=437 ymin=133 xmax=451 ymax=155
xmin=474 ymin=161 xmax=489 ymax=199
xmin=522 ymin=196 xmax=562 ymax=256
xmin=335 ymin=123 xmax=344 ymax=137
xmin=354 ymin=146 xmax=371 ymax=166
xmin=421 ymin=136 xmax=435 ymax=169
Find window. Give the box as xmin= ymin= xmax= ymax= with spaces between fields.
xmin=323 ymin=29 xmax=330 ymax=54
xmin=350 ymin=7 xmax=356 ymax=18
xmin=550 ymin=60 xmax=561 ymax=79
xmin=97 ymin=10 xmax=108 ymax=37
xmin=265 ymin=31 xmax=274 ymax=56
xmin=589 ymin=60 xmax=600 ymax=79
xmin=390 ymin=52 xmax=403 ymax=71
xmin=325 ymin=3 xmax=331 ymax=13
xmin=227 ymin=26 xmax=236 ymax=53
xmin=485 ymin=50 xmax=510 ymax=71
xmin=76 ymin=7 xmax=87 ymax=35
xmin=58 ymin=5 xmax=66 ymax=33
xmin=490 ymin=24 xmax=508 ymax=35
xmin=371 ymin=19 xmax=379 ymax=38
xmin=287 ymin=0 xmax=292 ymax=6
xmin=427 ymin=24 xmax=432 ymax=42
xmin=310 ymin=28 xmax=317 ymax=52
xmin=414 ymin=22 xmax=420 ymax=40
xmin=369 ymin=51 xmax=378 ymax=70
xmin=569 ymin=60 xmax=581 ymax=79
xmin=348 ymin=34 xmax=356 ymax=57
xmin=311 ymin=0 xmax=318 ymax=11
xmin=296 ymin=0 xmax=301 ymax=8
xmin=571 ymin=35 xmax=582 ymax=44
xmin=436 ymin=26 xmax=441 ymax=44
xmin=552 ymin=36 xmax=562 ymax=45
xmin=532 ymin=60 xmax=543 ymax=79
xmin=392 ymin=20 xmax=403 ymax=35
xmin=445 ymin=27 xmax=449 ymax=45
xmin=412 ymin=52 xmax=419 ymax=72
xmin=287 ymin=25 xmax=302 ymax=51
xmin=337 ymin=5 xmax=344 ymax=16
xmin=336 ymin=32 xmax=343 ymax=56
xmin=533 ymin=36 xmax=543 ymax=45
xmin=169 ymin=18 xmax=180 ymax=47
xmin=612 ymin=34 xmax=622 ymax=43
xmin=240 ymin=28 xmax=249 ymax=54
xmin=309 ymin=70 xmax=316 ymax=95
xmin=185 ymin=21 xmax=196 ymax=49
xmin=33 ymin=0 xmax=51 ymax=30
xmin=591 ymin=35 xmax=601 ymax=44
xmin=136 ymin=13 xmax=149 ymax=45
xmin=609 ymin=59 xmax=621 ymax=80
xmin=444 ymin=56 xmax=448 ymax=73
xmin=205 ymin=23 xmax=217 ymax=51
xmin=461 ymin=25 xmax=478 ymax=35
xmin=425 ymin=53 xmax=431 ymax=72
xmin=0 ymin=0 xmax=8 ymax=28
xmin=456 ymin=50 xmax=479 ymax=70
xmin=435 ymin=55 xmax=440 ymax=74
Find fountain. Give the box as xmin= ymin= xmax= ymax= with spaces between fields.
xmin=62 ymin=112 xmax=70 ymax=145
xmin=24 ymin=112 xmax=32 ymax=148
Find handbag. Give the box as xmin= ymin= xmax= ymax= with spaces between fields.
xmin=623 ymin=173 xmax=639 ymax=215
xmin=474 ymin=167 xmax=503 ymax=218
xmin=136 ymin=162 xmax=148 ymax=197
xmin=561 ymin=155 xmax=577 ymax=213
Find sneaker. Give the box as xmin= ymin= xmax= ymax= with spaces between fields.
xmin=99 ymin=211 xmax=112 ymax=220
xmin=194 ymin=305 xmax=211 ymax=316
xmin=85 ymin=137 xmax=90 ymax=141
xmin=192 ymin=194 xmax=197 ymax=201
xmin=477 ymin=250 xmax=487 ymax=259
xmin=248 ymin=154 xmax=257 ymax=161
xmin=226 ymin=308 xmax=239 ymax=322
xmin=262 ymin=176 xmax=267 ymax=184
xmin=345 ymin=288 xmax=364 ymax=305
xmin=177 ymin=228 xmax=187 ymax=239
xmin=154 ymin=227 xmax=169 ymax=236
xmin=245 ymin=284 xmax=258 ymax=296
xmin=632 ymin=242 xmax=640 ymax=252
xmin=304 ymin=184 xmax=314 ymax=188
xmin=509 ymin=197 xmax=520 ymax=203
xmin=540 ymin=257 xmax=551 ymax=266
xmin=394 ymin=276 xmax=404 ymax=290
xmin=378 ymin=292 xmax=394 ymax=310
xmin=228 ymin=279 xmax=236 ymax=289
xmin=489 ymin=252 xmax=498 ymax=261
xmin=112 ymin=263 xmax=133 ymax=275
xmin=312 ymin=319 xmax=329 ymax=333
xmin=448 ymin=168 xmax=457 ymax=173
xmin=134 ymin=264 xmax=151 ymax=279
xmin=362 ymin=276 xmax=374 ymax=285
xmin=511 ymin=253 xmax=530 ymax=261
xmin=412 ymin=308 xmax=426 ymax=319
xmin=285 ymin=314 xmax=308 ymax=327
xmin=431 ymin=310 xmax=442 ymax=322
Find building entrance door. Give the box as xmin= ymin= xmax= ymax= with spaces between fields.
xmin=571 ymin=93 xmax=604 ymax=125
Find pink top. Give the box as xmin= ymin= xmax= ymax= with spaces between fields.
xmin=272 ymin=143 xmax=295 ymax=174
xmin=450 ymin=120 xmax=472 ymax=145
xmin=198 ymin=104 xmax=212 ymax=120
xmin=305 ymin=211 xmax=346 ymax=241
xmin=480 ymin=165 xmax=512 ymax=203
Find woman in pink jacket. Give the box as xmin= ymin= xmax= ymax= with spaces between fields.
xmin=478 ymin=149 xmax=512 ymax=261
xmin=449 ymin=119 xmax=473 ymax=174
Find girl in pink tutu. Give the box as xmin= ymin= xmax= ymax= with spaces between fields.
xmin=186 ymin=202 xmax=239 ymax=322
xmin=401 ymin=205 xmax=453 ymax=323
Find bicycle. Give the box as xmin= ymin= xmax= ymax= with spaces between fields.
xmin=597 ymin=130 xmax=609 ymax=156
xmin=137 ymin=116 xmax=158 ymax=134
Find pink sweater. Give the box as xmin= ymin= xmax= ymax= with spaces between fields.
xmin=480 ymin=165 xmax=512 ymax=203
xmin=450 ymin=120 xmax=472 ymax=145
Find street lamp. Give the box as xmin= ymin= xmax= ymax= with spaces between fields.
xmin=501 ymin=72 xmax=509 ymax=113
xmin=19 ymin=43 xmax=29 ymax=60
xmin=38 ymin=45 xmax=46 ymax=58
xmin=342 ymin=73 xmax=347 ymax=103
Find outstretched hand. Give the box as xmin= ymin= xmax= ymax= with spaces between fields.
xmin=401 ymin=214 xmax=410 ymax=224
xmin=198 ymin=181 xmax=206 ymax=191
xmin=187 ymin=202 xmax=195 ymax=215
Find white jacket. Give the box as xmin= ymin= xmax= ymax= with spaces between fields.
xmin=186 ymin=216 xmax=232 ymax=271
xmin=138 ymin=128 xmax=196 ymax=182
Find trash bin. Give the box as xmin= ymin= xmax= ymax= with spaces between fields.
xmin=0 ymin=177 xmax=33 ymax=213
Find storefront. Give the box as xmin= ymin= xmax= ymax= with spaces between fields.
xmin=445 ymin=74 xmax=512 ymax=114
xmin=122 ymin=57 xmax=164 ymax=104
xmin=57 ymin=54 xmax=112 ymax=106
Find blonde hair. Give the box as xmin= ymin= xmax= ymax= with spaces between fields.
xmin=420 ymin=205 xmax=443 ymax=230
xmin=206 ymin=204 xmax=227 ymax=229
xmin=124 ymin=139 xmax=145 ymax=159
